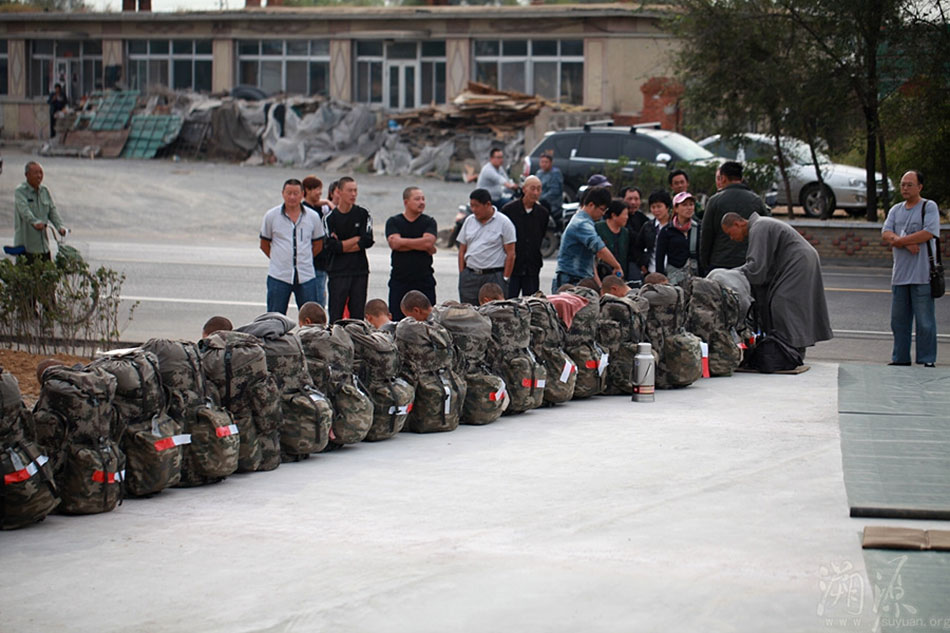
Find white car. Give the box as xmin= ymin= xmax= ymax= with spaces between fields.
xmin=698 ymin=133 xmax=892 ymax=217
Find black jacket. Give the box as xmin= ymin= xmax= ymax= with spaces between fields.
xmin=325 ymin=204 xmax=374 ymax=276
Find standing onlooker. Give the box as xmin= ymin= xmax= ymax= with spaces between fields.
xmin=14 ymin=161 xmax=66 ymax=264
xmin=457 ymin=188 xmax=516 ymax=305
xmin=553 ymin=187 xmax=622 ymax=290
xmin=669 ymin=169 xmax=703 ymax=219
xmin=621 ymin=186 xmax=648 ymax=282
xmin=700 ymin=161 xmax=770 ymax=272
xmin=477 ymin=148 xmax=517 ymax=210
xmin=882 ymin=170 xmax=940 ymax=367
xmin=302 ymin=175 xmax=331 ymax=307
xmin=633 ymin=190 xmax=672 ymax=277
xmin=47 ymin=84 xmax=68 ymax=139
xmin=386 ymin=186 xmax=438 ymax=320
xmin=501 ymin=175 xmax=549 ymax=298
xmin=656 ymin=191 xmax=702 ymax=285
xmin=536 ymin=151 xmax=564 ymax=215
xmin=594 ymin=199 xmax=630 ymax=281
xmin=259 ymin=178 xmax=325 ymax=315
xmin=325 ymin=176 xmax=374 ymax=322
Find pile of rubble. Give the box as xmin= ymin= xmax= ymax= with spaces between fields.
xmin=41 ymin=82 xmax=596 ymax=181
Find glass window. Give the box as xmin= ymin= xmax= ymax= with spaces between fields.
xmin=533 ymin=40 xmax=557 ymax=56
xmin=389 ymin=65 xmax=399 ymax=109
xmin=239 ymin=60 xmax=258 ymax=86
xmin=286 ymin=60 xmax=307 ymax=95
xmin=311 ymin=39 xmax=329 ymax=56
xmin=404 ymin=66 xmax=415 ymax=109
xmin=83 ymin=41 xmax=102 ymax=55
xmin=81 ymin=59 xmax=102 ymax=94
xmin=173 ymin=59 xmax=192 ymax=90
xmin=357 ymin=41 xmax=383 ymax=57
xmin=500 ymin=61 xmax=525 ymax=93
xmin=149 ymin=40 xmax=169 ymax=55
xmin=474 ymin=40 xmax=499 ymax=56
xmin=387 ymin=42 xmax=417 ymax=60
xmin=475 ymin=61 xmax=498 ymax=88
xmin=195 ymin=40 xmax=212 ymax=55
xmin=173 ymin=40 xmax=192 ymax=55
xmin=622 ymin=136 xmax=660 ymax=161
xmin=561 ymin=40 xmax=583 ymax=56
xmin=238 ymin=40 xmax=258 ymax=56
xmin=421 ymin=41 xmax=445 ymax=57
xmin=533 ymin=61 xmax=557 ymax=100
xmin=262 ymin=40 xmax=283 ymax=56
xmin=128 ymin=40 xmax=147 ymax=55
xmin=286 ymin=40 xmax=309 ymax=56
xmin=0 ymin=41 xmax=7 ymax=54
xmin=194 ymin=61 xmax=212 ymax=92
xmin=148 ymin=59 xmax=169 ymax=87
xmin=309 ymin=61 xmax=328 ymax=97
xmin=502 ymin=40 xmax=527 ymax=56
xmin=260 ymin=61 xmax=281 ymax=94
xmin=560 ymin=62 xmax=583 ymax=105
xmin=58 ymin=41 xmax=80 ymax=57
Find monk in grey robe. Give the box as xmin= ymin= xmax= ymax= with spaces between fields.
xmin=721 ymin=212 xmax=833 ymax=350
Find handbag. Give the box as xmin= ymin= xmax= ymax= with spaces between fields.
xmin=922 ymin=200 xmax=945 ymax=299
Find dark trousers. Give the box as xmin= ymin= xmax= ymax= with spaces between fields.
xmin=389 ymin=278 xmax=436 ymax=321
xmin=328 ymin=274 xmax=368 ymax=323
xmin=551 ymin=271 xmax=583 ymax=294
xmin=458 ymin=267 xmax=506 ymax=306
xmin=506 ymin=273 xmax=540 ymax=299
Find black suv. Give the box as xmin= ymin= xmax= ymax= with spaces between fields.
xmin=522 ymin=122 xmax=722 ymax=201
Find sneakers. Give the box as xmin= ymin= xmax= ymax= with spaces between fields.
xmin=888 ymin=361 xmax=911 ymax=366
xmin=924 ymin=363 xmax=936 ymax=368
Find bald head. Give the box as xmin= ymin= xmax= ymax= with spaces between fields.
xmin=522 ymin=175 xmax=542 ymax=207
xmin=721 ymin=213 xmax=749 ymax=242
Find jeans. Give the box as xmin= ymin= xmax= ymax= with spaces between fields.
xmin=266 ymin=275 xmax=318 ymax=315
xmin=551 ymin=272 xmax=583 ymax=294
xmin=890 ymin=283 xmax=937 ymax=364
xmin=313 ymin=268 xmax=328 ymax=307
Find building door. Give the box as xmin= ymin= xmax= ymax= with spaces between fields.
xmin=386 ymin=61 xmax=417 ymax=111
xmin=54 ymin=58 xmax=80 ymax=104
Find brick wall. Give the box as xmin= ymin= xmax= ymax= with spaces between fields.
xmin=790 ymin=220 xmax=950 ymax=266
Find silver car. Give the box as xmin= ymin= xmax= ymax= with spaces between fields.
xmin=699 ymin=133 xmax=892 ymax=217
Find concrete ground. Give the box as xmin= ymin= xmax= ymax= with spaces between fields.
xmin=2 ymin=363 xmax=945 ymax=632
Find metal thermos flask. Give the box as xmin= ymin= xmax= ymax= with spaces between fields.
xmin=632 ymin=342 xmax=655 ymax=402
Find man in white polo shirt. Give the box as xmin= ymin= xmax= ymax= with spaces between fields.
xmin=259 ymin=178 xmax=325 ymax=315
xmin=456 ymin=188 xmax=516 ymax=305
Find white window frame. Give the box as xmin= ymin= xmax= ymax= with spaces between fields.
xmin=127 ymin=39 xmax=213 ymax=93
xmin=235 ymin=39 xmax=330 ymax=97
xmin=472 ymin=39 xmax=584 ymax=104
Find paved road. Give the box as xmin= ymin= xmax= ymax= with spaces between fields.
xmin=1 ymin=149 xmax=946 ymax=363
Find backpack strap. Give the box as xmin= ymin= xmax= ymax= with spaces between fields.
xmin=921 ymin=199 xmax=942 ymax=269
xmin=223 ymin=343 xmax=234 ymax=409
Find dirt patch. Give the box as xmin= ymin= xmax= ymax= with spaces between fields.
xmin=0 ymin=348 xmax=94 ymax=408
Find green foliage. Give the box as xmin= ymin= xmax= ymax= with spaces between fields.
xmin=0 ymin=252 xmax=136 ymax=356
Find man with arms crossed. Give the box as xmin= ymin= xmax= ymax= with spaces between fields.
xmin=386 ymin=186 xmax=438 ymax=320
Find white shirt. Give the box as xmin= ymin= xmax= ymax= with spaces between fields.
xmin=260 ymin=204 xmax=325 ymax=284
xmin=457 ymin=209 xmax=516 ymax=269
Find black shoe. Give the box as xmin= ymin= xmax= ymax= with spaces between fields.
xmin=888 ymin=361 xmax=911 ymax=366
xmin=924 ymin=363 xmax=936 ymax=368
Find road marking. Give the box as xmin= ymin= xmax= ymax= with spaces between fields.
xmin=825 ymin=287 xmax=891 ymax=294
xmin=834 ymin=329 xmax=950 ymax=340
xmin=122 ymin=295 xmax=266 ymax=307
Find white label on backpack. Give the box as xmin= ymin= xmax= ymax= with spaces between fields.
xmin=216 ymin=424 xmax=239 ymax=438
xmin=598 ymin=352 xmax=610 ymax=375
xmin=309 ymin=392 xmax=326 ymax=403
xmin=490 ymin=380 xmax=507 ymax=402
xmin=536 ymin=379 xmax=546 ymax=389
xmin=700 ymin=341 xmax=709 ymax=359
xmin=388 ymin=404 xmax=411 ymax=416
xmin=154 ymin=434 xmax=192 ymax=451
xmin=559 ymin=361 xmax=575 ymax=383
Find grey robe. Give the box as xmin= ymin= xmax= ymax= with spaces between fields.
xmin=740 ymin=213 xmax=833 ymax=348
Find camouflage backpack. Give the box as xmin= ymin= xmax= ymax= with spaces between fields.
xmin=478 ymin=299 xmax=547 ymax=414
xmin=395 ymin=318 xmax=466 ymax=433
xmin=140 ymin=339 xmax=240 ymax=486
xmin=598 ymin=294 xmax=650 ymax=394
xmin=1 ymin=367 xmax=59 ymax=529
xmin=298 ymin=324 xmax=374 ymax=446
xmin=523 ymin=295 xmax=577 ymax=404
xmin=431 ymin=304 xmax=508 ymax=426
xmin=88 ymin=349 xmax=186 ymax=497
xmin=638 ymin=283 xmax=704 ymax=389
xmin=33 ymin=365 xmax=126 ymax=515
xmin=562 ymin=287 xmax=609 ymax=399
xmin=685 ymin=277 xmax=743 ymax=377
xmin=236 ymin=314 xmax=333 ymax=458
xmin=199 ymin=330 xmax=282 ymax=472
xmin=340 ymin=319 xmax=415 ymax=441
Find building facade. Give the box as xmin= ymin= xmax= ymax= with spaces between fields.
xmin=0 ymin=4 xmax=676 ymax=139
